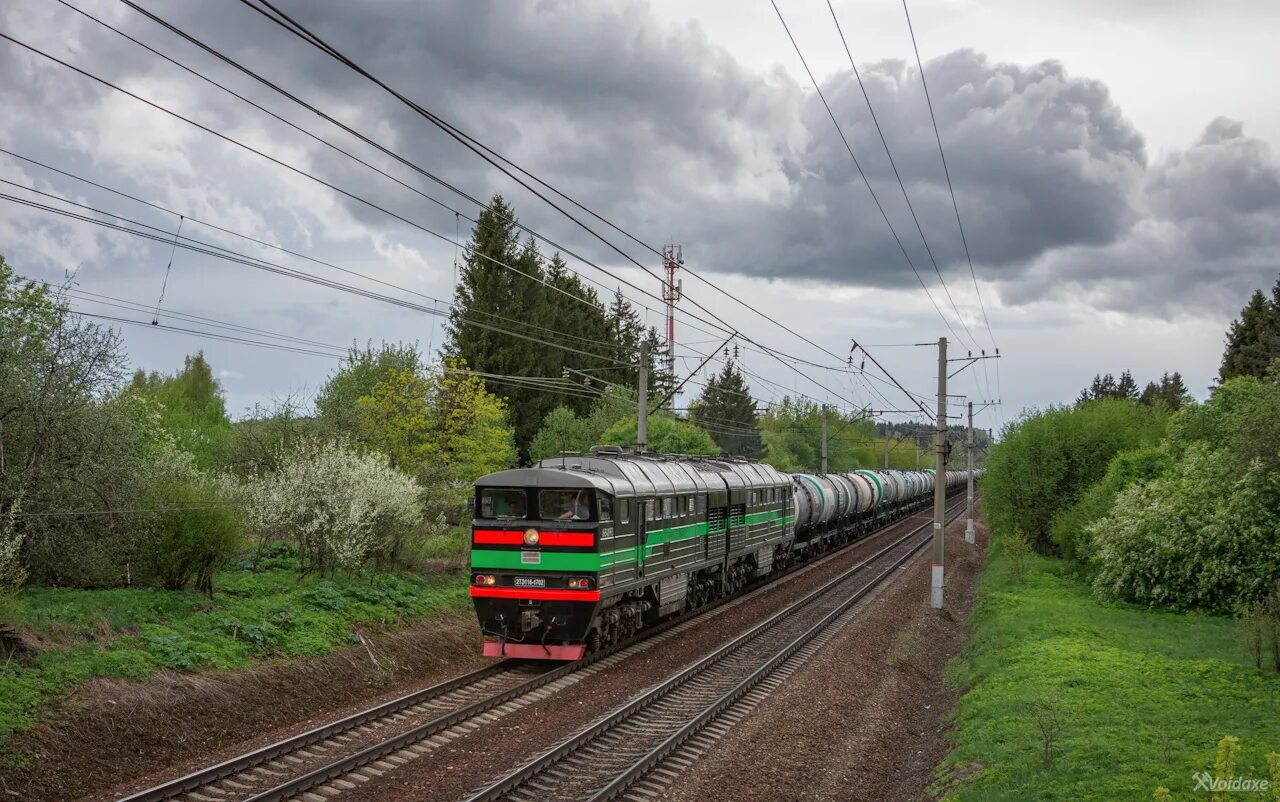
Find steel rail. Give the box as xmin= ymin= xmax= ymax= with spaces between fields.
xmin=590 ymin=496 xmax=974 ymax=801
xmin=463 ymin=496 xmax=967 ymax=801
xmin=120 ymin=494 xmax=948 ymax=802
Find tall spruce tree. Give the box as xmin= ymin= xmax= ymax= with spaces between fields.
xmin=690 ymin=359 xmax=763 ymax=458
xmin=1219 ymin=281 xmax=1280 ymax=383
xmin=446 ymin=196 xmax=642 ymax=461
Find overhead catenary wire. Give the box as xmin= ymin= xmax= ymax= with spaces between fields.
xmin=899 ymin=0 xmax=1005 ymax=431
xmin=0 ymin=24 xmax=864 ymax=412
xmin=8 ymin=9 xmax=926 ymax=416
xmin=823 ymin=0 xmax=981 ymax=356
xmin=223 ymin=0 xmax=917 ymax=413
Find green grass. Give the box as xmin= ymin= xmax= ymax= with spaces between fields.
xmin=938 ymin=536 xmax=1280 ymax=801
xmin=0 ymin=542 xmax=468 ymax=766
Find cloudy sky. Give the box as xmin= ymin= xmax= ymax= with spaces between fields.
xmin=2 ymin=0 xmax=1278 ymax=435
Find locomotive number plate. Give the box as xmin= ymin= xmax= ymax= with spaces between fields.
xmin=514 ymin=576 xmax=547 ymax=588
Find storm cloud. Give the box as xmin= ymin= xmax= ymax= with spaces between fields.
xmin=0 ymin=0 xmax=1276 ymax=324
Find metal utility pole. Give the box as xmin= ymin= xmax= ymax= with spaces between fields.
xmin=966 ymin=401 xmax=976 ymax=545
xmin=662 ymin=244 xmax=683 ymax=402
xmin=637 ymin=340 xmax=648 ymax=453
xmin=931 ymin=337 xmax=947 ymax=610
xmin=820 ymin=404 xmax=829 ymax=473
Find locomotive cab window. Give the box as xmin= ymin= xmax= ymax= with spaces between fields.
xmin=540 ymin=489 xmax=592 ymax=521
xmin=598 ymin=495 xmax=613 ymax=522
xmin=480 ymin=488 xmax=526 ymax=519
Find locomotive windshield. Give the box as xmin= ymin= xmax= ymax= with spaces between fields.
xmin=540 ymin=489 xmax=591 ymax=521
xmin=479 ymin=488 xmax=526 ymax=519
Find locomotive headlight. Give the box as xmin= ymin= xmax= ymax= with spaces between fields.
xmin=523 ymin=528 xmax=540 ymax=546
xmin=567 ymin=577 xmax=593 ymax=590
xmin=473 ymin=574 xmax=497 ymax=586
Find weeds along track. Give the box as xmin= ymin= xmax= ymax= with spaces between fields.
xmin=464 ymin=498 xmax=969 ymax=802
xmin=118 ymin=498 xmax=957 ymax=802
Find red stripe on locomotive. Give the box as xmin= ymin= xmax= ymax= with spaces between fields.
xmin=472 ymin=529 xmax=595 ymax=547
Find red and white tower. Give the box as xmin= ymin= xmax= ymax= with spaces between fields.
xmin=662 ymin=244 xmax=683 ymax=401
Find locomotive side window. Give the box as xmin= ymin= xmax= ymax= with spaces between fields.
xmin=540 ymin=489 xmax=591 ymax=521
xmin=687 ymin=496 xmax=695 ymax=515
xmin=598 ymin=495 xmax=613 ymax=522
xmin=620 ymin=499 xmax=630 ymax=524
xmin=480 ymin=488 xmax=526 ymax=519
xmin=696 ymin=495 xmax=707 ymax=514
xmin=662 ymin=497 xmax=674 ymax=519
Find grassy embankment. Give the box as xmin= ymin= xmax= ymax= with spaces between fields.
xmin=939 ymin=536 xmax=1280 ymax=800
xmin=0 ymin=535 xmax=471 ymax=766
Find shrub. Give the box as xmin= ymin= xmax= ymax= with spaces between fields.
xmin=141 ymin=471 xmax=243 ymax=595
xmin=251 ymin=438 xmax=423 ymax=574
xmin=982 ymin=400 xmax=1167 ymax=554
xmin=1091 ymin=445 xmax=1280 ymax=612
xmin=1050 ymin=446 xmax=1174 ymax=563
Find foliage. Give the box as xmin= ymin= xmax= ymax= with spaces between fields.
xmin=0 ymin=560 xmax=466 ymax=758
xmin=1236 ymin=583 xmax=1280 ymax=673
xmin=1140 ymin=372 xmax=1190 ymax=411
xmin=251 ymin=438 xmax=425 ymax=573
xmin=1077 ymin=369 xmax=1140 ymax=404
xmin=139 ymin=450 xmax=243 ymax=595
xmin=225 ymin=394 xmax=318 ymax=475
xmin=0 ymin=256 xmax=167 ymax=588
xmin=1090 ymin=445 xmax=1280 ymax=613
xmin=1003 ymin=529 xmax=1033 ymax=582
xmin=527 ymin=388 xmax=644 ymax=462
xmin=444 ymin=196 xmax=670 ymax=460
xmin=981 ymin=400 xmax=1168 ymax=553
xmin=690 ymin=358 xmax=764 ymax=458
xmin=1219 ymin=279 xmax=1280 ymax=384
xmin=314 ymin=341 xmax=423 ymax=438
xmin=1168 ymin=376 xmax=1280 ymax=474
xmin=529 ymin=405 xmax=595 ymax=461
xmin=758 ymin=397 xmax=875 ymax=473
xmin=129 ymin=352 xmax=233 ymax=469
xmin=937 ymin=540 xmax=1280 ymax=801
xmin=1049 ymin=445 xmax=1174 ymax=562
xmin=598 ymin=413 xmax=718 ymax=455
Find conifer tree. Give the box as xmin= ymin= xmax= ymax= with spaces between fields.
xmin=690 ymin=359 xmax=763 ymax=458
xmin=1219 ymin=282 xmax=1280 ymax=383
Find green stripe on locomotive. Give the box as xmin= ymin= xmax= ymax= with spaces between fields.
xmin=472 ymin=510 xmax=796 ymax=575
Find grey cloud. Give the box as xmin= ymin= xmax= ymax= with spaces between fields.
xmin=0 ymin=0 xmax=1273 ymax=325
xmin=1001 ymin=118 xmax=1280 ymax=316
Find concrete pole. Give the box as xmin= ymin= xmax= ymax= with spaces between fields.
xmin=966 ymin=401 xmax=976 ymax=544
xmin=820 ymin=404 xmax=828 ymax=474
xmin=637 ymin=340 xmax=648 ymax=453
xmin=883 ymin=431 xmax=890 ymax=469
xmin=931 ymin=337 xmax=947 ymax=609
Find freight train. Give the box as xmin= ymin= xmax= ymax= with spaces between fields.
xmin=468 ymin=446 xmax=977 ymax=660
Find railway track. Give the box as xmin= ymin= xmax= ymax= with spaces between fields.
xmin=464 ymin=498 xmax=969 ymax=802
xmin=118 ymin=498 xmax=955 ymax=802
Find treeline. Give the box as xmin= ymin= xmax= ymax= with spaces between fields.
xmin=0 ymin=253 xmax=518 ymax=596
xmin=983 ymin=276 xmax=1280 ymax=622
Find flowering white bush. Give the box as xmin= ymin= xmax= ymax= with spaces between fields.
xmin=252 ymin=438 xmax=423 ymax=573
xmin=1090 ymin=444 xmax=1280 ymax=612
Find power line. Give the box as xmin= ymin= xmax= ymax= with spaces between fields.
xmin=0 ymin=190 xmax=634 ymax=365
xmin=824 ymin=0 xmax=979 ymax=355
xmin=767 ymin=0 xmax=960 ymax=351
xmin=898 ymin=0 xmax=1002 ymax=422
xmin=225 ymin=0 xmax=917 ymax=414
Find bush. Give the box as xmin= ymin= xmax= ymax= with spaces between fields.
xmin=251 ymin=438 xmax=423 ymax=574
xmin=1050 ymin=446 xmax=1174 ymax=563
xmin=1091 ymin=445 xmax=1280 ymax=612
xmin=141 ymin=473 xmax=242 ymax=595
xmin=982 ymin=400 xmax=1167 ymax=553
